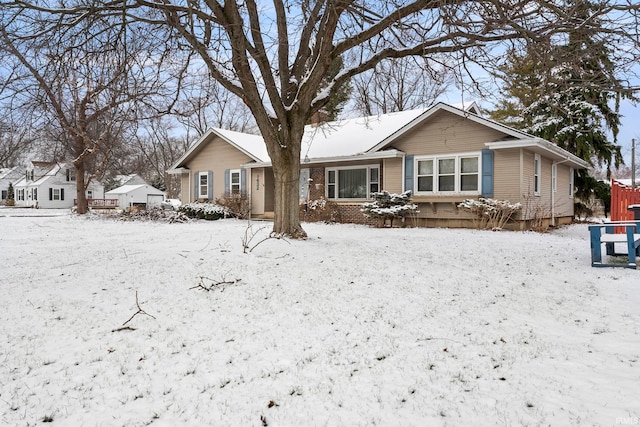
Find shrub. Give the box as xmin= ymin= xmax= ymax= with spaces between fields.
xmin=216 ymin=192 xmax=250 ymax=219
xmin=179 ymin=202 xmax=231 ymax=220
xmin=458 ymin=198 xmax=521 ymax=230
xmin=300 ymin=197 xmax=342 ymax=223
xmin=574 ymin=202 xmax=594 ymax=221
xmin=361 ymin=190 xmax=418 ymax=227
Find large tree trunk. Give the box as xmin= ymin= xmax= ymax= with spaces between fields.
xmin=263 ymin=120 xmax=307 ymax=239
xmin=74 ymin=160 xmax=88 ymax=214
xmin=272 ymin=153 xmax=305 ymax=239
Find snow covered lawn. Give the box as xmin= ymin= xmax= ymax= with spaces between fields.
xmin=1 ymin=211 xmax=639 ymax=426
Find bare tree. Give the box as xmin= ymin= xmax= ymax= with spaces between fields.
xmin=0 ymin=11 xmax=179 ymax=213
xmin=351 ymin=57 xmax=453 ymax=116
xmin=134 ymin=118 xmax=190 ymax=198
xmin=0 ymin=116 xmax=32 ymax=167
xmin=174 ymin=75 xmax=256 ymax=138
xmin=3 ymin=1 xmax=639 ymax=235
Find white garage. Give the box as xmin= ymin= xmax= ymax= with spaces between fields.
xmin=105 ymin=184 xmax=165 ymax=210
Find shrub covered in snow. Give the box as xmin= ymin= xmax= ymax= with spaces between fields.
xmin=361 ymin=190 xmax=418 ymax=227
xmin=301 ymin=197 xmax=341 ymax=223
xmin=178 ymin=202 xmax=231 ymax=220
xmin=458 ymin=198 xmax=521 ymax=230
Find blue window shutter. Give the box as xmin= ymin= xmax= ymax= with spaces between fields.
xmin=61 ymin=188 xmax=65 ymax=201
xmin=207 ymin=171 xmax=213 ymax=200
xmin=193 ymin=171 xmax=199 ymax=200
xmin=404 ymin=155 xmax=414 ymax=193
xmin=481 ymin=149 xmax=494 ymax=197
xmin=49 ymin=188 xmax=52 ymax=200
xmin=240 ymin=169 xmax=246 ymax=193
xmin=224 ymin=169 xmax=230 ymax=194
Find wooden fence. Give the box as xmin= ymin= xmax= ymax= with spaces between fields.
xmin=74 ymin=198 xmax=119 ymax=209
xmin=611 ymin=179 xmax=640 ymax=222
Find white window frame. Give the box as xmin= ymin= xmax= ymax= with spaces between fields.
xmin=551 ymin=163 xmax=557 ymax=193
xmin=325 ymin=164 xmax=380 ymax=200
xmin=534 ymin=154 xmax=541 ymax=195
xmin=230 ymin=169 xmax=241 ymax=195
xmin=414 ymin=152 xmax=482 ymax=195
xmin=198 ymin=172 xmax=209 ymax=199
xmin=53 ymin=188 xmax=61 ymax=201
xmin=569 ymin=167 xmax=574 ymax=198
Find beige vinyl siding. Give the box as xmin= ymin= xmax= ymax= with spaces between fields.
xmin=521 ymin=150 xmax=535 ymax=197
xmin=553 ymin=163 xmax=574 ymax=217
xmin=383 ymin=158 xmax=403 ymax=194
xmin=493 ymin=149 xmax=522 ymax=202
xmin=185 ymin=135 xmax=254 ymax=201
xmin=520 ymin=149 xmax=553 ymax=220
xmin=392 ymin=110 xmax=509 ymax=155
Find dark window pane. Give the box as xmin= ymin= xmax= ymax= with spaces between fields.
xmin=461 ymin=174 xmax=478 ymax=191
xmin=418 ymin=176 xmax=433 ymax=192
xmin=370 ymin=168 xmax=379 ymax=183
xmin=439 ymin=176 xmax=455 ymax=191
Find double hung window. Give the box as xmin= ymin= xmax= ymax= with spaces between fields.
xmin=230 ymin=169 xmax=241 ymax=194
xmin=198 ymin=172 xmax=209 ymax=198
xmin=415 ymin=153 xmax=480 ymax=194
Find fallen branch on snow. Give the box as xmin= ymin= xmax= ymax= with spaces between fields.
xmin=190 ymin=276 xmax=242 ymax=292
xmin=112 ymin=291 xmax=156 ymax=332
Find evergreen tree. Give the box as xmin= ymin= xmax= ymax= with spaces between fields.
xmin=491 ymin=0 xmax=635 ymax=190
xmin=7 ymin=182 xmax=15 ymax=201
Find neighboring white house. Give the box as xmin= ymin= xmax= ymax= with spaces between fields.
xmin=13 ymin=161 xmax=104 ymax=209
xmin=105 ymin=183 xmax=165 ymax=209
xmin=0 ymin=166 xmax=23 ymax=204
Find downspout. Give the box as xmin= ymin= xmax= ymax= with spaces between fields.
xmin=401 ymin=153 xmax=406 ymax=193
xmin=551 ymin=158 xmax=571 ymax=227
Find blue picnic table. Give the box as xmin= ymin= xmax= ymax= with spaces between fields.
xmin=589 ymin=221 xmax=640 ymax=269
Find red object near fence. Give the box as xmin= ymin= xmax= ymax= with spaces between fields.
xmin=611 ymin=179 xmax=640 ymax=226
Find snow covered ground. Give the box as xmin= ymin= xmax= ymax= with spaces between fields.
xmin=1 ymin=208 xmax=639 ymax=426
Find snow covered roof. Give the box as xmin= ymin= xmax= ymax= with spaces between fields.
xmin=105 ymin=184 xmax=164 ymax=195
xmin=300 ymin=109 xmax=427 ymax=160
xmin=214 ymin=128 xmax=271 ymax=162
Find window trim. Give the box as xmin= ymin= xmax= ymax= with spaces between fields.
xmin=551 ymin=163 xmax=557 ymax=193
xmin=229 ymin=169 xmax=241 ymax=195
xmin=414 ymin=152 xmax=482 ymax=195
xmin=534 ymin=153 xmax=541 ymax=196
xmin=325 ymin=164 xmax=380 ymax=200
xmin=569 ymin=167 xmax=574 ymax=198
xmin=198 ymin=171 xmax=209 ymax=199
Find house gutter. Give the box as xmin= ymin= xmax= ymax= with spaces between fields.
xmin=242 ymin=149 xmax=405 ymax=169
xmin=485 ymin=139 xmax=589 ymax=169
